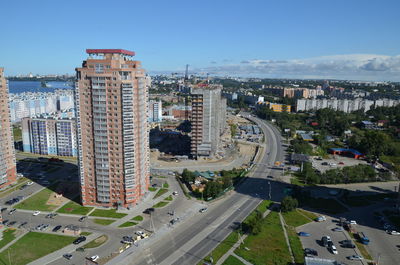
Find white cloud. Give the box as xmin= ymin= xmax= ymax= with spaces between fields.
xmin=195 ymin=54 xmax=400 ymax=81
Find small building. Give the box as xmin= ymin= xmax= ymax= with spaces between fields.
xmin=329 ymin=148 xmax=364 ymax=159
xmin=63 ymin=225 xmax=81 ymax=236
xmin=300 ymin=133 xmax=314 ymax=141
xmin=361 ymin=120 xmax=375 ymax=129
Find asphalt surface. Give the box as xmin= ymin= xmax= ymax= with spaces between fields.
xmin=110 ymin=113 xmax=289 ymax=265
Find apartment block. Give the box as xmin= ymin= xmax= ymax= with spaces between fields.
xmin=21 ymin=116 xmax=77 ymax=157
xmin=149 ymin=100 xmax=162 ymax=122
xmin=75 ymin=49 xmax=150 ymax=208
xmin=0 ymin=68 xmax=17 ymax=189
xmin=190 ymin=85 xmax=226 ymax=158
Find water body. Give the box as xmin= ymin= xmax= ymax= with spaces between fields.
xmin=8 ymin=81 xmax=73 ymax=94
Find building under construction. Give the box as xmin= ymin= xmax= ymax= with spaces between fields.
xmin=190 ymin=84 xmax=226 ymax=158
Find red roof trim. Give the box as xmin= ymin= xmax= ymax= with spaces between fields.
xmin=86 ymin=49 xmax=135 ymax=56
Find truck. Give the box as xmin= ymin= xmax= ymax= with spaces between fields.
xmin=357 ymin=232 xmax=370 ymax=245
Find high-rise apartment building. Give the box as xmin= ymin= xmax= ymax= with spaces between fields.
xmin=190 ymin=85 xmax=226 ymax=158
xmin=149 ymin=100 xmax=162 ymax=122
xmin=21 ymin=116 xmax=77 ymax=157
xmin=75 ymin=49 xmax=150 ymax=208
xmin=0 ymin=68 xmax=17 ymax=189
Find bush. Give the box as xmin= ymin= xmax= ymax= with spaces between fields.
xmin=281 ymin=196 xmax=298 ymax=212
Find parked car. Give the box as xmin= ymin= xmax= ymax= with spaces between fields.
xmin=27 ymin=181 xmax=34 ymax=186
xmin=298 ymin=232 xmax=311 ymax=237
xmin=143 ymin=208 xmax=155 ymax=214
xmin=199 ymin=208 xmax=208 ymax=213
xmin=329 ymin=245 xmax=338 ymax=254
xmin=135 ymin=231 xmax=145 ymax=236
xmin=322 ymin=236 xmax=332 ymax=247
xmin=52 ymin=225 xmax=62 ymax=232
xmin=341 ymin=243 xmax=356 ymax=249
xmin=79 ymin=216 xmax=87 ymax=222
xmin=1 ymin=208 xmax=7 ymax=212
xmin=9 ymin=209 xmax=16 ymax=215
xmin=63 ymin=254 xmax=73 ymax=260
xmin=2 ymin=220 xmax=9 ymax=225
xmin=304 ymin=248 xmax=318 ymax=257
xmin=172 ymin=191 xmax=178 ymax=195
xmin=387 ymin=230 xmax=400 ymax=235
xmin=73 ymin=236 xmax=87 ymax=245
xmin=46 ymin=213 xmax=57 ymax=219
xmin=348 ymin=220 xmax=357 ymax=225
xmin=19 ymin=222 xmax=27 ymax=228
xmin=7 ymin=221 xmax=16 ymax=226
xmin=347 ymin=255 xmax=363 ymax=260
xmin=332 ymin=227 xmax=344 ymax=232
xmin=90 ymin=255 xmax=99 ymax=261
xmin=315 ymin=216 xmax=326 ymax=222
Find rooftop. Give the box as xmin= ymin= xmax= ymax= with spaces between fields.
xmin=86 ymin=49 xmax=135 ymax=56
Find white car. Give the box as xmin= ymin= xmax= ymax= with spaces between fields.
xmin=330 ymin=245 xmax=338 ymax=255
xmin=347 ymin=255 xmax=363 ymax=260
xmin=388 ymin=230 xmax=400 ymax=235
xmin=199 ymin=208 xmax=208 ymax=213
xmin=135 ymin=231 xmax=145 ymax=236
xmin=90 ymin=255 xmax=99 ymax=261
xmin=27 ymin=181 xmax=34 ymax=186
xmin=172 ymin=191 xmax=178 ymax=195
xmin=33 ymin=211 xmax=41 ymax=216
xmin=349 ymin=220 xmax=357 ymax=225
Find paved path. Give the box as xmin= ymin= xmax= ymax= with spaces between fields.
xmin=28 ymin=232 xmax=100 ymax=265
xmin=231 ymin=253 xmax=253 ymax=265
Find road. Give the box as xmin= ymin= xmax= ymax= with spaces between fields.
xmin=109 ymin=113 xmax=289 ymax=265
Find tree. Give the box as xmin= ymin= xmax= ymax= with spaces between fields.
xmin=281 ymin=196 xmax=298 ymax=212
xmin=181 ymin=168 xmax=195 ymax=183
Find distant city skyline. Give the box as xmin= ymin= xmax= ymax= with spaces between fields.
xmin=1 ymin=0 xmax=400 ymax=81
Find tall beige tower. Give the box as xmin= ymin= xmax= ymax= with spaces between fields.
xmin=0 ymin=68 xmax=17 ymax=190
xmin=75 ymin=49 xmax=150 ymax=208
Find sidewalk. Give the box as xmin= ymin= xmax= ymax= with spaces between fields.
xmin=27 ymin=232 xmax=100 ymax=265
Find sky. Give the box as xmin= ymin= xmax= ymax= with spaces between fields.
xmin=1 ymin=0 xmax=400 ymax=81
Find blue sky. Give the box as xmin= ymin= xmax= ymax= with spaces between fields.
xmin=1 ymin=0 xmax=400 ymax=80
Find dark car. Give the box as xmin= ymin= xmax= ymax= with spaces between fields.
xmin=19 ymin=222 xmax=27 ymax=228
xmin=341 ymin=243 xmax=356 ymax=248
xmin=7 ymin=221 xmax=16 ymax=226
xmin=79 ymin=216 xmax=87 ymax=222
xmin=52 ymin=225 xmax=62 ymax=232
xmin=1 ymin=208 xmax=7 ymax=212
xmin=339 ymin=239 xmax=352 ymax=245
xmin=298 ymin=232 xmax=311 ymax=237
xmin=63 ymin=253 xmax=73 ymax=260
xmin=143 ymin=208 xmax=155 ymax=214
xmin=73 ymin=236 xmax=86 ymax=245
xmin=304 ymin=248 xmax=318 ymax=257
xmin=2 ymin=220 xmax=9 ymax=225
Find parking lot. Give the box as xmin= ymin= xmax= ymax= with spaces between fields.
xmin=297 ymin=216 xmax=365 ymax=264
xmin=311 ymin=155 xmax=368 ymax=173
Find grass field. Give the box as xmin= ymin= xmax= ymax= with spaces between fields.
xmin=93 ymin=219 xmax=116 ymax=226
xmin=282 ymin=209 xmax=312 ymax=227
xmin=14 ymin=185 xmax=58 ymax=211
xmin=163 ymin=182 xmax=169 ymax=188
xmin=80 ymin=232 xmax=92 ymax=236
xmin=221 ymin=255 xmax=245 ymax=265
xmin=148 ymin=187 xmax=157 ymax=192
xmin=153 ymin=201 xmax=169 ymax=208
xmin=0 ymin=229 xmax=18 ymax=249
xmin=57 ymin=200 xmax=93 ymax=215
xmin=83 ymin=235 xmax=108 ymax=249
xmin=153 ymin=188 xmax=168 ymax=199
xmin=131 ymin=215 xmax=143 ymax=222
xmin=164 ymin=195 xmax=173 ymax=201
xmin=0 ymin=232 xmax=75 ymax=265
xmin=297 ymin=209 xmax=318 ymax=220
xmin=286 ymin=226 xmax=304 ymax=264
xmin=118 ymin=221 xmax=138 ymax=228
xmin=235 ymin=211 xmax=291 ymax=265
xmin=89 ymin=209 xmax=127 ymax=218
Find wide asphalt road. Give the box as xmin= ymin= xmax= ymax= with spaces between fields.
xmin=110 ymin=113 xmax=289 ymax=265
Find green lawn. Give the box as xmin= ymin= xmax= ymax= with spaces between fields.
xmin=282 ymin=209 xmax=312 ymax=227
xmin=235 ymin=211 xmax=291 ymax=265
xmin=221 ymin=255 xmax=245 ymax=265
xmin=0 ymin=232 xmax=76 ymax=265
xmin=118 ymin=221 xmax=138 ymax=228
xmin=14 ymin=186 xmax=58 ymax=211
xmin=163 ymin=182 xmax=169 ymax=188
xmin=80 ymin=232 xmax=92 ymax=236
xmin=349 ymin=233 xmax=373 ymax=260
xmin=286 ymin=226 xmax=304 ymax=264
xmin=93 ymin=219 xmax=116 ymax=226
xmin=297 ymin=209 xmax=318 ymax=220
xmin=153 ymin=188 xmax=168 ymax=199
xmin=83 ymin=235 xmax=108 ymax=249
xmin=131 ymin=215 xmax=143 ymax=222
xmin=149 ymin=187 xmax=157 ymax=192
xmin=89 ymin=209 xmax=127 ymax=218
xmin=153 ymin=201 xmax=169 ymax=208
xmin=164 ymin=195 xmax=173 ymax=201
xmin=57 ymin=200 xmax=93 ymax=215
xmin=0 ymin=229 xmax=18 ymax=249
xmin=255 ymin=200 xmax=272 ymax=214
xmin=199 ymin=230 xmax=239 ymax=265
